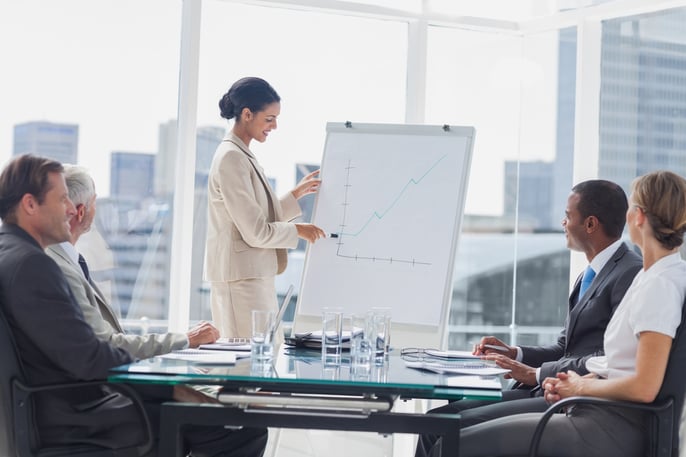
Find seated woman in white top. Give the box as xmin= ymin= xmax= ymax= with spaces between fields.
xmin=449 ymin=170 xmax=686 ymax=457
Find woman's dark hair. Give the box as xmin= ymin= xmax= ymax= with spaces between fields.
xmin=0 ymin=154 xmax=64 ymax=223
xmin=219 ymin=77 xmax=280 ymax=121
xmin=571 ymin=179 xmax=628 ymax=239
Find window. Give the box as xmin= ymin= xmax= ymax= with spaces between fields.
xmin=425 ymin=26 xmax=575 ymax=348
xmin=190 ymin=0 xmax=409 ymax=321
xmin=0 ymin=0 xmax=182 ymax=333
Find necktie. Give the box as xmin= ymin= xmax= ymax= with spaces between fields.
xmin=578 ymin=266 xmax=596 ymax=301
xmin=78 ymin=254 xmax=91 ymax=283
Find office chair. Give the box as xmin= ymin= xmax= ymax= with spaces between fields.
xmin=528 ymin=296 xmax=686 ymax=457
xmin=0 ymin=306 xmax=154 ymax=457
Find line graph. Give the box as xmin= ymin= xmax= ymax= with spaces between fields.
xmin=333 ymin=154 xmax=448 ymax=266
xmin=298 ymin=123 xmax=474 ymax=325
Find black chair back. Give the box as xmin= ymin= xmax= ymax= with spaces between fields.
xmin=530 ymin=296 xmax=686 ymax=457
xmin=0 ymin=304 xmax=152 ymax=457
xmin=0 ymin=304 xmax=23 ymax=456
xmin=650 ymin=296 xmax=686 ymax=457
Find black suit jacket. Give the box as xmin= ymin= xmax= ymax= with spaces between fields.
xmin=521 ymin=242 xmax=642 ymax=381
xmin=0 ymin=224 xmax=148 ymax=447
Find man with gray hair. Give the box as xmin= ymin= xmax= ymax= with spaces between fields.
xmin=46 ymin=164 xmax=220 ymax=359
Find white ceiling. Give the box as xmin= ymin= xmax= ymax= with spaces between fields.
xmin=225 ymin=0 xmax=686 ymax=33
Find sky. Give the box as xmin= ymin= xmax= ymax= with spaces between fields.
xmin=0 ymin=0 xmax=558 ymax=215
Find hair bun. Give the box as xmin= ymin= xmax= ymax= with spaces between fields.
xmin=219 ymin=93 xmax=235 ymax=120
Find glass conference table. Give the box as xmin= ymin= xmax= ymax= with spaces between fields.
xmin=108 ymin=347 xmax=503 ymax=457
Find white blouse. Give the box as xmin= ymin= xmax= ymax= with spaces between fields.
xmin=586 ymin=252 xmax=686 ymax=379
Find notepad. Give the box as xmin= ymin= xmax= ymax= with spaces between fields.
xmin=159 ymin=348 xmax=247 ymax=364
xmin=424 ymin=349 xmax=481 ymax=360
xmin=199 ymin=338 xmax=251 ymax=352
xmin=404 ymin=360 xmax=510 ymax=376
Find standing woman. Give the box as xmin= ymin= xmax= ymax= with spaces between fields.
xmin=205 ymin=77 xmax=325 ymax=339
xmin=450 ymin=170 xmax=686 ymax=457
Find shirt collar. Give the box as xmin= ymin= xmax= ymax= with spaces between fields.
xmin=641 ymin=251 xmax=683 ymax=278
xmin=59 ymin=241 xmax=80 ymax=265
xmin=589 ymin=238 xmax=623 ymax=274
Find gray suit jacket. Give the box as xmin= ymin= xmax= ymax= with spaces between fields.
xmin=204 ymin=133 xmax=302 ymax=282
xmin=521 ymin=242 xmax=643 ymax=380
xmin=46 ymin=243 xmax=188 ymax=359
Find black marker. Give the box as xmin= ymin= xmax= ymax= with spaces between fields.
xmin=326 ymin=233 xmax=339 ymax=238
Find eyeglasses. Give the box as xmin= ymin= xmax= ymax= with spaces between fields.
xmin=400 ymin=347 xmax=476 ymax=362
xmin=400 ymin=347 xmax=439 ymax=361
xmin=400 ymin=347 xmax=492 ymax=369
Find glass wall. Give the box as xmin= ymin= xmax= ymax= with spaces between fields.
xmin=4 ymin=0 xmax=686 ymax=343
xmin=0 ymin=0 xmax=182 ymax=334
xmin=599 ymin=9 xmax=686 ymax=191
xmin=190 ymin=0 xmax=409 ymax=321
xmin=425 ymin=26 xmax=575 ymax=348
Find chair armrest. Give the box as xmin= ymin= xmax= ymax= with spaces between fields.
xmin=12 ymin=378 xmax=154 ymax=456
xmin=528 ymin=396 xmax=674 ymax=457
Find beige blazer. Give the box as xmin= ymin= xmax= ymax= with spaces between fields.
xmin=46 ymin=244 xmax=188 ymax=359
xmin=204 ymin=133 xmax=301 ymax=282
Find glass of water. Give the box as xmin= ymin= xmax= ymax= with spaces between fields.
xmin=321 ymin=307 xmax=343 ymax=365
xmin=251 ymin=309 xmax=275 ymax=364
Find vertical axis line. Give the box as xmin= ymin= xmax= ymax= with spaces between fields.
xmin=336 ymin=159 xmax=354 ymax=256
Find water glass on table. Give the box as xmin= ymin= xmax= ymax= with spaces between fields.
xmin=348 ymin=313 xmax=372 ymax=375
xmin=251 ymin=309 xmax=275 ymax=364
xmin=368 ymin=308 xmax=391 ymax=364
xmin=370 ymin=307 xmax=392 ymax=355
xmin=322 ymin=308 xmax=343 ymax=365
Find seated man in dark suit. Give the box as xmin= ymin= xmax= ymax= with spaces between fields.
xmin=0 ymin=154 xmax=267 ymax=456
xmin=416 ymin=179 xmax=643 ymax=457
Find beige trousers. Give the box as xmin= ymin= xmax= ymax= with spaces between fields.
xmin=209 ymin=278 xmax=282 ymax=344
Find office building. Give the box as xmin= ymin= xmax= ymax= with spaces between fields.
xmin=110 ymin=151 xmax=155 ymax=199
xmin=190 ymin=125 xmax=226 ymax=319
xmin=155 ymin=119 xmax=177 ymax=197
xmin=294 ymin=163 xmax=319 ymax=252
xmin=503 ymin=160 xmax=555 ymax=231
xmin=598 ymin=15 xmax=686 ymax=190
xmin=12 ymin=121 xmax=78 ymax=164
xmin=553 ymin=14 xmax=686 ymax=199
xmin=103 ymin=152 xmax=164 ymax=318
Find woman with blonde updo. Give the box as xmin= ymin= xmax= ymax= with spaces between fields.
xmin=442 ymin=170 xmax=686 ymax=457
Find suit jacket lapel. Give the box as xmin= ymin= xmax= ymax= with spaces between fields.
xmin=88 ymin=280 xmax=124 ymax=333
xmin=565 ymin=243 xmax=628 ymax=342
xmin=224 ymin=136 xmax=283 ymax=222
xmin=49 ymin=244 xmax=124 ymax=333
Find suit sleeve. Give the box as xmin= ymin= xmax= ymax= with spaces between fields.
xmin=60 ymin=262 xmax=188 ymax=359
xmin=520 ymin=330 xmax=566 ymax=369
xmin=9 ymin=253 xmax=132 ymax=380
xmin=280 ymin=192 xmax=302 ymax=222
xmin=217 ymin=150 xmax=298 ymax=248
xmin=520 ymin=327 xmax=598 ymax=381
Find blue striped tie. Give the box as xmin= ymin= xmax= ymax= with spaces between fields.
xmin=578 ymin=266 xmax=596 ymax=301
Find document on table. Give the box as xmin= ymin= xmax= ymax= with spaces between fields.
xmin=285 ymin=330 xmax=361 ymax=349
xmin=199 ymin=337 xmax=251 ymax=351
xmin=423 ymin=349 xmax=481 ymax=360
xmin=159 ymin=348 xmax=250 ymax=364
xmin=404 ymin=360 xmax=510 ymax=376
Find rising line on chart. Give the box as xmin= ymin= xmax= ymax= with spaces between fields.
xmin=338 ymin=154 xmax=447 ymax=238
xmin=333 ymin=154 xmax=448 ymax=266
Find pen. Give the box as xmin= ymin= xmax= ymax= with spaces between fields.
xmin=470 ymin=342 xmax=510 ymax=353
xmin=326 ymin=233 xmax=339 ymax=238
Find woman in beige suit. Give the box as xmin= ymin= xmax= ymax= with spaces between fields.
xmin=205 ymin=77 xmax=325 ymax=338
